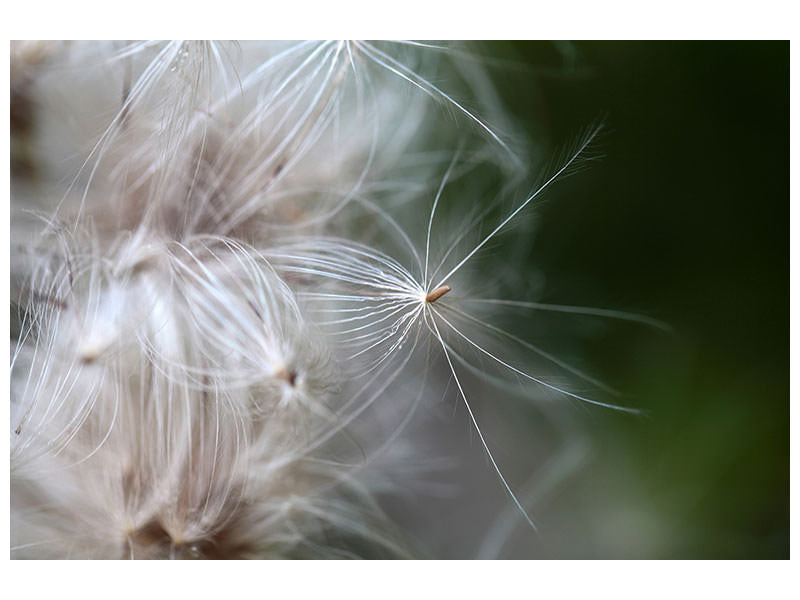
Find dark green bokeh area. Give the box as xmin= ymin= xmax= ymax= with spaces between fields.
xmin=494 ymin=41 xmax=788 ymax=558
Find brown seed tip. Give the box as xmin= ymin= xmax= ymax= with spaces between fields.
xmin=425 ymin=285 xmax=451 ymax=304
xmin=275 ymin=366 xmax=298 ymax=387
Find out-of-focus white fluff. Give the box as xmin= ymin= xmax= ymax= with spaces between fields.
xmin=11 ymin=41 xmax=625 ymax=559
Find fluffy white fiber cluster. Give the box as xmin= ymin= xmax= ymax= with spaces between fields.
xmin=10 ymin=41 xmax=642 ymax=559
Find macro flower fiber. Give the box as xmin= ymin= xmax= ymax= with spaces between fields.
xmin=10 ymin=40 xmax=643 ymax=559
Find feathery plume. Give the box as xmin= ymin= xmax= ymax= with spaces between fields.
xmin=10 ymin=40 xmax=659 ymax=559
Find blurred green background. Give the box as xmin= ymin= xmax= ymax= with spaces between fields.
xmin=483 ymin=41 xmax=788 ymax=558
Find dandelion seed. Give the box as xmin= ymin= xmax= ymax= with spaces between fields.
xmin=11 ymin=41 xmax=652 ymax=558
